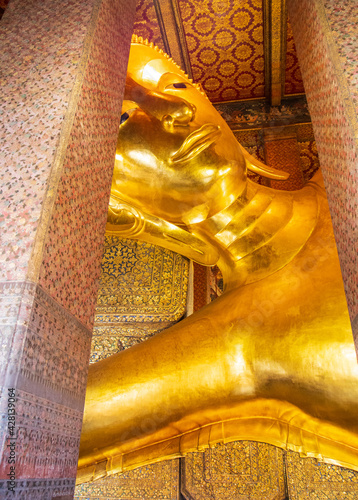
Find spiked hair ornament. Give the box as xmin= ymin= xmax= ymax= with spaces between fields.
xmin=131 ymin=34 xmax=208 ymax=99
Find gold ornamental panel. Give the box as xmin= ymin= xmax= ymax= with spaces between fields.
xmin=96 ymin=236 xmax=189 ymax=322
xmin=90 ymin=236 xmax=189 ymax=364
xmin=182 ymin=441 xmax=286 ymax=499
xmin=286 ymin=451 xmax=358 ymax=499
xmin=75 ymin=459 xmax=180 ymax=499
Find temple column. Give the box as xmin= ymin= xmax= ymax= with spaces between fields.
xmin=287 ymin=0 xmax=358 ymax=347
xmin=0 ymin=0 xmax=135 ymax=498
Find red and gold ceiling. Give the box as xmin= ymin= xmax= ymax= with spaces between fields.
xmin=178 ymin=0 xmax=265 ymax=102
xmin=133 ymin=0 xmax=305 ymax=105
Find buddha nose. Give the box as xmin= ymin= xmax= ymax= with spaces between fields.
xmin=162 ymin=101 xmax=196 ymax=128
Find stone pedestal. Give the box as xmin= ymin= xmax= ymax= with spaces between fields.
xmin=0 ymin=0 xmax=135 ymax=498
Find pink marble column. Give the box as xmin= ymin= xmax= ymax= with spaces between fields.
xmin=0 ymin=0 xmax=135 ymax=498
xmin=287 ymin=0 xmax=358 ymax=348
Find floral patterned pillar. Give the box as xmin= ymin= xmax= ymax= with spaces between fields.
xmin=287 ymin=0 xmax=358 ymax=348
xmin=0 ymin=0 xmax=135 ymax=498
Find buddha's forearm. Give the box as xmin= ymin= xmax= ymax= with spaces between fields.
xmin=78 ymin=310 xmax=246 ymax=468
xmin=78 ymin=276 xmax=358 ymax=477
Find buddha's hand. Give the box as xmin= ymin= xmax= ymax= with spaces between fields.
xmin=107 ymin=196 xmax=145 ymax=237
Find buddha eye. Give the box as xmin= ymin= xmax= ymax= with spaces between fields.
xmin=165 ymin=82 xmax=190 ymax=90
xmin=119 ymin=107 xmax=137 ymax=125
xmin=120 ymin=112 xmax=130 ymax=124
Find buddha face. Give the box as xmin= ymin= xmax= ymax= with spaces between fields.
xmin=111 ymin=41 xmax=246 ymax=225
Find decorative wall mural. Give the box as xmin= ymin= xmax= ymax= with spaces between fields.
xmin=96 ymin=237 xmax=188 ymax=322
xmin=90 ymin=236 xmax=189 ymax=363
xmin=214 ymin=96 xmax=311 ymax=129
xmin=181 ymin=443 xmax=358 ymax=499
xmin=75 ymin=460 xmax=179 ymax=500
xmin=286 ymin=451 xmax=358 ymax=500
xmin=182 ymin=441 xmax=286 ymax=499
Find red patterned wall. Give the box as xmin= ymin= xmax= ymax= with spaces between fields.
xmin=285 ymin=17 xmax=305 ymax=95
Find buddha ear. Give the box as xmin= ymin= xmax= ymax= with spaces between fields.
xmin=239 ymin=144 xmax=289 ymax=181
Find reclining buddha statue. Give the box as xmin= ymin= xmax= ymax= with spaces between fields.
xmin=76 ymin=36 xmax=358 ymax=484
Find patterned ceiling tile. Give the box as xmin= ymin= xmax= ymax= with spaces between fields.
xmin=133 ymin=0 xmax=165 ymax=51
xmin=285 ymin=16 xmax=305 ymax=95
xmin=178 ymin=0 xmax=265 ymax=102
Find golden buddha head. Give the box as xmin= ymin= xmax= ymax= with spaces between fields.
xmin=110 ymin=37 xmax=247 ymax=226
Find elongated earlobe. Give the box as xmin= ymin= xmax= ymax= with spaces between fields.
xmin=239 ymin=144 xmax=290 ymax=180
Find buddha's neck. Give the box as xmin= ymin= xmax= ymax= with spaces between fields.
xmin=189 ymin=180 xmax=319 ymax=290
